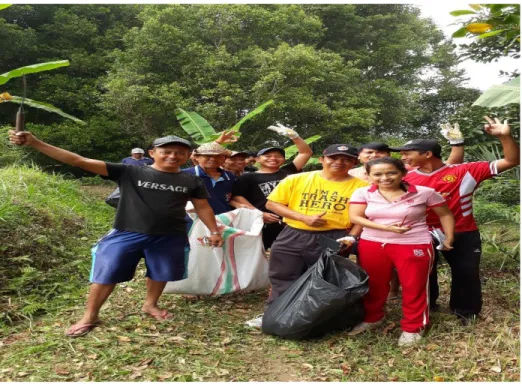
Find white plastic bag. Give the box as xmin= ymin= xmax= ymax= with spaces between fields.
xmin=164 ymin=208 xmax=270 ymax=295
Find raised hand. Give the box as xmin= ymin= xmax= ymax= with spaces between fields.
xmin=215 ymin=130 xmax=239 ymax=144
xmin=267 ymin=123 xmax=299 ymax=139
xmin=301 ymin=212 xmax=327 ymax=227
xmin=8 ymin=130 xmax=36 ymax=146
xmin=484 ymin=116 xmax=511 ymax=137
xmin=440 ymin=123 xmax=464 ymax=144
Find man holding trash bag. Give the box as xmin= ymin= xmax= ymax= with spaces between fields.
xmin=9 ymin=130 xmax=224 ymax=337
xmin=245 ymin=143 xmax=367 ymax=327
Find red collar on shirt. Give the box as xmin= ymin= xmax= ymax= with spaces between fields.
xmin=368 ymin=183 xmax=417 ymax=193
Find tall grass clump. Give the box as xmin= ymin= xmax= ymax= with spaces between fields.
xmin=0 ymin=164 xmax=114 ymax=326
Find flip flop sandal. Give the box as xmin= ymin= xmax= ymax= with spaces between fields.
xmin=145 ymin=309 xmax=173 ymax=321
xmin=65 ymin=322 xmax=100 ymax=338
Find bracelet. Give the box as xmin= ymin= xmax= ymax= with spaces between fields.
xmin=348 ymin=235 xmax=360 ymax=241
xmin=210 ymin=231 xmax=221 ymax=235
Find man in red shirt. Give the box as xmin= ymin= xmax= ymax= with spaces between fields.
xmin=391 ymin=117 xmax=519 ymax=325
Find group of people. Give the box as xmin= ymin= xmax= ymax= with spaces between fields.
xmin=8 ymin=116 xmax=519 ymax=346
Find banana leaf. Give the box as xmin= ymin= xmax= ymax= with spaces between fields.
xmin=284 ymin=135 xmax=321 ymax=159
xmin=0 ymin=60 xmax=70 ymax=86
xmin=228 ymin=99 xmax=274 ymax=132
xmin=7 ymin=96 xmax=85 ymax=125
xmin=176 ymin=108 xmax=217 ymax=143
xmin=473 ymin=75 xmax=520 ymax=107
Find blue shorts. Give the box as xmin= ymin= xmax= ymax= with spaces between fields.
xmin=90 ymin=229 xmax=189 ymax=284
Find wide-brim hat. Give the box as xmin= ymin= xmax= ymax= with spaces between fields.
xmin=194 ymin=142 xmax=232 ymax=156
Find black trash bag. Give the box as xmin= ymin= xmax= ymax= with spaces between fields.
xmin=105 ymin=187 xmax=120 ymax=208
xmin=262 ymin=239 xmax=369 ymax=340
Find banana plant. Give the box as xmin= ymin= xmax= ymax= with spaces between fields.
xmin=0 ymin=60 xmax=85 ymax=128
xmin=176 ymin=100 xmax=274 ymax=145
xmin=176 ymin=100 xmax=322 ymax=161
xmin=0 ymin=61 xmax=86 ymax=126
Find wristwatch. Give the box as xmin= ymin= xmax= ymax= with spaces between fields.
xmin=210 ymin=231 xmax=221 ymax=235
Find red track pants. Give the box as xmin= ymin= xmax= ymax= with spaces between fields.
xmin=358 ymin=239 xmax=434 ymax=333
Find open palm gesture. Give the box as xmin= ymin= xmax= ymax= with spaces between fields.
xmin=484 ymin=116 xmax=510 ymax=137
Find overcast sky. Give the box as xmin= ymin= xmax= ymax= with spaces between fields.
xmin=417 ymin=2 xmax=520 ymax=91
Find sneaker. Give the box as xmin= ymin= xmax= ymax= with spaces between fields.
xmin=347 ymin=319 xmax=383 ymax=335
xmin=245 ymin=314 xmax=263 ymax=328
xmin=398 ymin=331 xmax=424 ymax=346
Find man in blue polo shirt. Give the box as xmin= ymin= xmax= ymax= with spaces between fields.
xmin=183 ymin=142 xmax=236 ymax=214
xmin=122 ymin=148 xmax=154 ymax=166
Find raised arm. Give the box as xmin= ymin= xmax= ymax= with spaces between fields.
xmin=440 ymin=123 xmax=465 ymax=165
xmin=9 ymin=130 xmax=108 ymax=176
xmin=267 ymin=123 xmax=312 ymax=170
xmin=290 ymin=136 xmax=313 ymax=171
xmin=483 ymin=116 xmax=520 ymax=173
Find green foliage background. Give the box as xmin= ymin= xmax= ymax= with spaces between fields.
xmin=1 ymin=4 xmax=504 ymax=171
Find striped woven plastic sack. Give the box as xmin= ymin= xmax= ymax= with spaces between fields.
xmin=164 ymin=208 xmax=270 ymax=295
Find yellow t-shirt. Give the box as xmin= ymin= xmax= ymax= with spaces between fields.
xmin=267 ymin=171 xmax=369 ymax=231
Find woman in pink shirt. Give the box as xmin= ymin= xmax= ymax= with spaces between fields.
xmin=348 ymin=157 xmax=454 ymax=346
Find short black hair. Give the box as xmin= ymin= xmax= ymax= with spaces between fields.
xmin=358 ymin=142 xmax=392 ymax=153
xmin=364 ymin=156 xmax=408 ymax=175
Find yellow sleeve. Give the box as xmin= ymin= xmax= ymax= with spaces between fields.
xmin=267 ymin=175 xmax=296 ymax=205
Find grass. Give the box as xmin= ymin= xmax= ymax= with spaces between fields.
xmin=0 ymin=166 xmax=519 ymax=381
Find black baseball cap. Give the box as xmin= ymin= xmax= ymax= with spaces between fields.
xmin=257 ymin=147 xmax=285 ymax=157
xmin=322 ymin=144 xmax=359 ymax=158
xmin=389 ymin=139 xmax=441 ymax=157
xmin=152 ymin=135 xmax=192 ymax=149
xmin=358 ymin=142 xmax=392 ymax=153
xmin=230 ymin=151 xmax=249 ymax=158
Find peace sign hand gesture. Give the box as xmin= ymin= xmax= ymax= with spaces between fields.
xmin=484 ymin=116 xmax=511 ymax=137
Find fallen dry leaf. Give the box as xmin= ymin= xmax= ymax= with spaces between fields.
xmin=340 ymin=363 xmax=350 ymax=374
xmin=158 ymin=373 xmax=173 ymax=380
xmin=216 ymin=369 xmax=229 ymax=376
xmin=490 ymin=366 xmax=502 ymax=373
xmin=170 ymin=336 xmax=186 ymax=343
xmin=388 ymin=358 xmax=394 ymax=368
xmin=117 ymin=336 xmax=131 ymax=342
xmin=302 ymin=363 xmax=314 ymax=370
xmin=222 ymin=337 xmax=232 ymax=345
xmin=138 ymin=358 xmax=153 ymax=367
xmin=382 ymin=322 xmax=396 ymax=335
xmin=87 ymin=354 xmax=98 ymax=360
xmin=55 ymin=368 xmax=70 ymax=376
xmin=433 ymin=376 xmax=444 ymax=382
xmin=1 ymin=369 xmax=13 ymax=373
xmin=17 ymin=372 xmax=30 ymax=377
xmin=129 ymin=371 xmax=142 ymax=380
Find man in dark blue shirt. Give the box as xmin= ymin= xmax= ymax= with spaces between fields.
xmin=122 ymin=148 xmax=154 ymax=166
xmin=182 ymin=142 xmax=236 ymax=214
